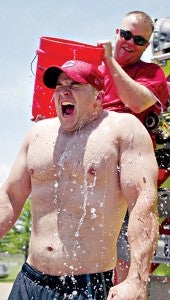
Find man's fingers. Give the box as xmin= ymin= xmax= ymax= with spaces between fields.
xmin=97 ymin=39 xmax=112 ymax=46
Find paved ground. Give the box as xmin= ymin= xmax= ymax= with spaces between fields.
xmin=0 ymin=282 xmax=13 ymax=300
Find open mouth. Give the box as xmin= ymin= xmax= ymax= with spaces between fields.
xmin=61 ymin=102 xmax=75 ymax=117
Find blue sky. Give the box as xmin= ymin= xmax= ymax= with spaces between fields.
xmin=0 ymin=0 xmax=169 ymax=184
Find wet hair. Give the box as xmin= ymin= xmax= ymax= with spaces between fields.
xmin=125 ymin=11 xmax=154 ymax=33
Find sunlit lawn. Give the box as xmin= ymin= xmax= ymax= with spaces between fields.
xmin=0 ymin=254 xmax=25 ymax=282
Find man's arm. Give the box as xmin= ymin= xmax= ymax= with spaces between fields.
xmin=0 ymin=135 xmax=31 ymax=239
xmin=108 ymin=115 xmax=159 ymax=299
xmin=98 ymin=41 xmax=158 ymax=113
xmin=120 ymin=115 xmax=159 ymax=280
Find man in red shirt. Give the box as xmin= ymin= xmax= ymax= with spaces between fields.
xmin=98 ymin=12 xmax=169 ymax=118
xmin=98 ymin=10 xmax=169 ymax=284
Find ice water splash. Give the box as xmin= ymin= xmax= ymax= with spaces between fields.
xmin=75 ymin=169 xmax=97 ymax=237
xmin=53 ymin=134 xmax=77 ymax=205
xmin=90 ymin=207 xmax=97 ymax=219
xmin=74 ymin=163 xmax=108 ymax=261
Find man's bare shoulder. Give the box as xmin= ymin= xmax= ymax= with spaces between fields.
xmin=35 ymin=117 xmax=59 ymax=127
xmin=107 ymin=110 xmax=144 ymax=127
xmin=22 ymin=117 xmax=59 ymax=147
xmin=31 ymin=117 xmax=59 ymax=133
xmin=106 ymin=111 xmax=151 ymax=142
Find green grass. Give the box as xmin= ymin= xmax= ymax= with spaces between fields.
xmin=161 ymin=176 xmax=170 ymax=189
xmin=152 ymin=264 xmax=170 ymax=277
xmin=0 ymin=254 xmax=25 ymax=282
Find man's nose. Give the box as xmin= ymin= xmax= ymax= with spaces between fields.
xmin=127 ymin=37 xmax=134 ymax=45
xmin=60 ymin=86 xmax=71 ymax=96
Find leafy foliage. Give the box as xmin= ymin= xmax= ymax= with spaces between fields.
xmin=0 ymin=198 xmax=31 ymax=259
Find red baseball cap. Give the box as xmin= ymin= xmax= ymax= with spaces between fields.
xmin=43 ymin=60 xmax=104 ymax=91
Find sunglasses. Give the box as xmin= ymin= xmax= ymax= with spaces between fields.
xmin=120 ymin=29 xmax=148 ymax=46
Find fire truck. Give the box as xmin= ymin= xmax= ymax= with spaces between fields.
xmin=148 ymin=16 xmax=170 ymax=300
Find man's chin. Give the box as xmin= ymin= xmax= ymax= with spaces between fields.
xmin=61 ymin=122 xmax=78 ymax=133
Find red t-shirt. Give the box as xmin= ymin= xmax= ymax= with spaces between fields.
xmin=99 ymin=60 xmax=169 ymax=124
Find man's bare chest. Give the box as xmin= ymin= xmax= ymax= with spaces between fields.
xmin=27 ymin=128 xmax=118 ymax=182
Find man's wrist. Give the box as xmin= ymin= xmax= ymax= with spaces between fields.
xmin=126 ymin=271 xmax=149 ymax=289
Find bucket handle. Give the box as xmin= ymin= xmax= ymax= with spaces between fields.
xmin=31 ymin=54 xmax=38 ymax=76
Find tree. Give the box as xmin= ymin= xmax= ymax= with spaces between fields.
xmin=0 ymin=198 xmax=31 ymax=259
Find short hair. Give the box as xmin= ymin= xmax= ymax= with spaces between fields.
xmin=125 ymin=11 xmax=154 ymax=33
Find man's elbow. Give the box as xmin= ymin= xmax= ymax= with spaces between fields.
xmin=130 ymin=101 xmax=158 ymax=114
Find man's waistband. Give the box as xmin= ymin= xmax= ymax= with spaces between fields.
xmin=21 ymin=262 xmax=113 ymax=290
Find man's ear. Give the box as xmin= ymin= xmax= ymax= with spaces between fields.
xmin=95 ymin=90 xmax=105 ymax=102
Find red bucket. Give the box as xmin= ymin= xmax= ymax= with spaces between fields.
xmin=32 ymin=37 xmax=104 ymax=120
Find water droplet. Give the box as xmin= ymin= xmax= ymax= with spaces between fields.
xmin=91 ymin=207 xmax=96 ymax=214
xmin=91 ymin=213 xmax=97 ymax=219
xmin=75 ymin=232 xmax=79 ymax=237
xmin=54 ymin=181 xmax=59 ymax=188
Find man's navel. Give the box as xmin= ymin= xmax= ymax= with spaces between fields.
xmin=87 ymin=167 xmax=97 ymax=176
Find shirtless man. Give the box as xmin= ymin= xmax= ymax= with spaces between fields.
xmin=0 ymin=60 xmax=158 ymax=300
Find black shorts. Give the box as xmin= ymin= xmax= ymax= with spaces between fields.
xmin=8 ymin=262 xmax=113 ymax=299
